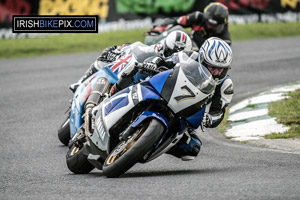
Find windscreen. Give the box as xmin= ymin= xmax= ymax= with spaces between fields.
xmin=180 ymin=55 xmax=216 ymax=95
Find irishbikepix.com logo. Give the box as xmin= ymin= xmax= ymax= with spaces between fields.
xmin=12 ymin=15 xmax=98 ymax=33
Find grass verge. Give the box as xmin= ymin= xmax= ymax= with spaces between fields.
xmin=265 ymin=89 xmax=300 ymax=139
xmin=229 ymin=21 xmax=300 ymax=41
xmin=0 ymin=29 xmax=148 ymax=59
xmin=1 ymin=22 xmax=300 ymax=59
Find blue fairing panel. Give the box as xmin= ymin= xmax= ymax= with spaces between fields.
xmin=70 ymin=84 xmax=87 ymax=137
xmin=104 ymin=88 xmax=130 ymax=116
xmin=186 ymin=107 xmax=206 ymax=128
xmin=140 ymin=82 xmax=160 ymax=101
xmin=148 ymin=70 xmax=172 ymax=94
xmin=131 ymin=110 xmax=168 ymax=129
xmin=70 ymin=104 xmax=83 ymax=138
xmin=95 ymin=66 xmax=119 ymax=84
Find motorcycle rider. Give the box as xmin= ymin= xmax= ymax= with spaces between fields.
xmin=69 ymin=30 xmax=193 ymax=93
xmin=148 ymin=2 xmax=231 ymax=48
xmin=169 ymin=37 xmax=233 ymax=160
xmin=111 ymin=37 xmax=233 ymax=161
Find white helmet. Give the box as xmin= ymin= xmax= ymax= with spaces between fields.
xmin=163 ymin=30 xmax=192 ymax=57
xmin=199 ymin=37 xmax=232 ymax=81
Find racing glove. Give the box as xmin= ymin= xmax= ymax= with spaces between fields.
xmin=98 ymin=46 xmax=121 ymax=62
xmin=202 ymin=111 xmax=225 ymax=128
xmin=202 ymin=113 xmax=212 ymax=128
xmin=140 ymin=62 xmax=158 ymax=75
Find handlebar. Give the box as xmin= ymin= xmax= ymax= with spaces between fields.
xmin=135 ymin=62 xmax=161 ymax=75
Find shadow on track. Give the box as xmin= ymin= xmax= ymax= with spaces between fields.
xmin=119 ymin=167 xmax=234 ymax=178
xmin=65 ymin=167 xmax=233 ymax=179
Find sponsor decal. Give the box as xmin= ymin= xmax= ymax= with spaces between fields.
xmin=39 ymin=0 xmax=109 ymax=20
xmin=0 ymin=0 xmax=32 ymax=24
xmin=116 ymin=0 xmax=195 ymax=14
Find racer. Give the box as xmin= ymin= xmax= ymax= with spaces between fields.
xmin=167 ymin=37 xmax=233 ymax=160
xmin=112 ymin=37 xmax=234 ymax=161
xmin=69 ymin=30 xmax=192 ymax=93
xmin=148 ymin=2 xmax=231 ymax=48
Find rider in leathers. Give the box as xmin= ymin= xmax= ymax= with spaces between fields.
xmin=148 ymin=2 xmax=231 ymax=48
xmin=69 ymin=31 xmax=192 ymax=93
xmin=109 ymin=37 xmax=234 ymax=161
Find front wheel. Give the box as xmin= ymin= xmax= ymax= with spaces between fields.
xmin=66 ymin=144 xmax=95 ymax=174
xmin=58 ymin=117 xmax=70 ymax=146
xmin=102 ymin=119 xmax=165 ymax=178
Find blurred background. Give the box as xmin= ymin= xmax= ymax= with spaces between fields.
xmin=0 ymin=0 xmax=300 ymax=58
xmin=1 ymin=0 xmax=300 ymax=34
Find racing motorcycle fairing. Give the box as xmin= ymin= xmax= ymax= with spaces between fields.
xmin=101 ymin=83 xmax=162 ymax=131
xmin=148 ymin=69 xmax=172 ymax=94
xmin=150 ymin=55 xmax=215 ymax=124
xmin=131 ymin=110 xmax=169 ymax=129
xmin=88 ymin=57 xmax=215 ymax=164
xmin=88 ymin=72 xmax=172 ymax=156
xmin=88 ymin=96 xmax=167 ymax=160
xmin=185 ymin=107 xmax=206 ymax=128
xmin=69 ymin=66 xmax=119 ymax=138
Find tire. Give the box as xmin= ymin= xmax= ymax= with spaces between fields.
xmin=102 ymin=119 xmax=165 ymax=178
xmin=58 ymin=117 xmax=70 ymax=146
xmin=66 ymin=144 xmax=95 ymax=174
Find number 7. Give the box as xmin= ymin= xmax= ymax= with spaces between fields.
xmin=174 ymin=85 xmax=195 ymax=102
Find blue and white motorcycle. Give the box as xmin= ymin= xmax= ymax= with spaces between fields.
xmin=57 ymin=42 xmax=158 ymax=145
xmin=66 ymin=51 xmax=216 ymax=178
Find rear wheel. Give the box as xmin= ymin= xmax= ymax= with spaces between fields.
xmin=102 ymin=119 xmax=165 ymax=178
xmin=58 ymin=117 xmax=70 ymax=146
xmin=66 ymin=144 xmax=95 ymax=174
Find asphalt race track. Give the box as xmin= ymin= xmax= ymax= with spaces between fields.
xmin=1 ymin=36 xmax=300 ymax=199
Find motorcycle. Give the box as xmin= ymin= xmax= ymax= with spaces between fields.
xmin=66 ymin=51 xmax=216 ymax=177
xmin=58 ymin=42 xmax=159 ymax=146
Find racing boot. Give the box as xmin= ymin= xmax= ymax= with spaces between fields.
xmin=166 ymin=128 xmax=202 ymax=161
